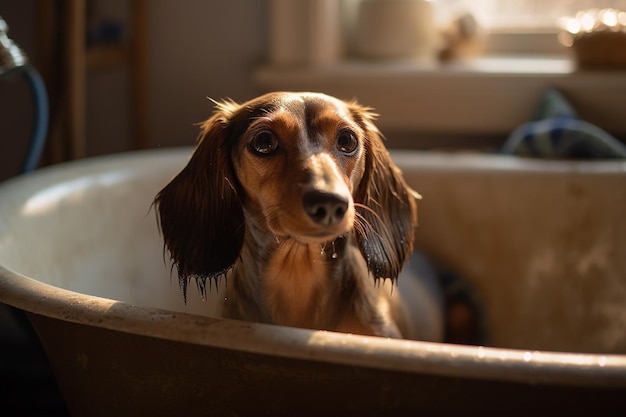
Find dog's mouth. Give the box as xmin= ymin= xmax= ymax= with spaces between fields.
xmin=267 ymin=209 xmax=353 ymax=244
xmin=273 ymin=233 xmax=347 ymax=260
xmin=276 ymin=229 xmax=349 ymax=246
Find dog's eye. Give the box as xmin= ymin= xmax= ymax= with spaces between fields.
xmin=336 ymin=130 xmax=358 ymax=155
xmin=249 ymin=130 xmax=278 ymax=155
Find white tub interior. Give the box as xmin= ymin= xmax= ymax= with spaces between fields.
xmin=1 ymin=148 xmax=625 ymax=354
xmin=0 ymin=149 xmax=221 ymax=317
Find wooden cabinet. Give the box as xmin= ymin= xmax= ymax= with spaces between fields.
xmin=38 ymin=0 xmax=147 ymax=163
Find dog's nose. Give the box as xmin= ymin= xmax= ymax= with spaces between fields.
xmin=303 ymin=190 xmax=349 ymax=226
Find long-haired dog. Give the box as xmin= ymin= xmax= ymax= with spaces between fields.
xmin=155 ymin=92 xmax=442 ymax=340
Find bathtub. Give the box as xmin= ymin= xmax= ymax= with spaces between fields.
xmin=0 ymin=148 xmax=625 ymax=416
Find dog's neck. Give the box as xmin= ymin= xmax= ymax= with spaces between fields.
xmin=226 ymin=211 xmax=357 ymax=329
xmin=263 ymin=237 xmax=335 ymax=327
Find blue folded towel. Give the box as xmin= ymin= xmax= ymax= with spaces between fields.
xmin=501 ymin=89 xmax=626 ymax=158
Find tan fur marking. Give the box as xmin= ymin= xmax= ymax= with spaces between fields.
xmin=264 ymin=241 xmax=328 ymax=328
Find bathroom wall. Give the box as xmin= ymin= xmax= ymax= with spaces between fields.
xmin=145 ymin=0 xmax=268 ymax=148
xmin=1 ymin=0 xmax=625 ymax=183
xmin=0 ymin=0 xmax=268 ymax=181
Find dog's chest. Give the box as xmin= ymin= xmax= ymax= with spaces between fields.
xmin=263 ymin=243 xmax=331 ymax=327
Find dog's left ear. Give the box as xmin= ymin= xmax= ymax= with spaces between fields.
xmin=349 ymin=103 xmax=420 ymax=282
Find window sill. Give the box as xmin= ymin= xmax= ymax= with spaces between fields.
xmin=254 ymin=56 xmax=626 ymax=147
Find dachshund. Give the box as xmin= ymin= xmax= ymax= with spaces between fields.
xmin=154 ymin=92 xmax=443 ymax=341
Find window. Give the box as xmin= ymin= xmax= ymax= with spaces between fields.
xmin=436 ymin=0 xmax=626 ymax=30
xmin=272 ymin=0 xmax=626 ymax=63
xmin=434 ymin=0 xmax=626 ymax=55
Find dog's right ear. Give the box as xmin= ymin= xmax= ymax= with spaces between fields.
xmin=154 ymin=101 xmax=244 ymax=299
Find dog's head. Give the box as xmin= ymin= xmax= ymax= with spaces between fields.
xmin=155 ymin=92 xmax=419 ymax=295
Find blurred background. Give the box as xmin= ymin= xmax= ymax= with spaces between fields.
xmin=1 ymin=0 xmax=625 ymax=182
xmin=1 ymin=0 xmax=267 ymax=181
xmin=1 ymin=1 xmax=625 ymax=414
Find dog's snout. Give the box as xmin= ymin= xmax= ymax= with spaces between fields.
xmin=303 ymin=191 xmax=349 ymax=226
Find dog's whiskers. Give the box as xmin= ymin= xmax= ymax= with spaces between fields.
xmin=354 ymin=203 xmax=384 ymax=241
